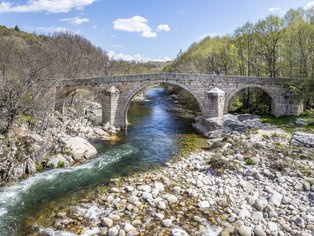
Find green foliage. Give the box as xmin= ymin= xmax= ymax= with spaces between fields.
xmin=260 ymin=111 xmax=314 ymax=133
xmin=15 ymin=114 xmax=35 ymax=125
xmin=13 ymin=25 xmax=20 ymax=31
xmin=245 ymin=158 xmax=256 ymax=165
xmin=57 ymin=161 xmax=65 ymax=168
xmin=35 ymin=163 xmax=43 ymax=172
xmin=165 ymin=7 xmax=314 ymax=108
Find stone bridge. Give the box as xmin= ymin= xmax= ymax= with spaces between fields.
xmin=55 ymin=73 xmax=304 ymax=128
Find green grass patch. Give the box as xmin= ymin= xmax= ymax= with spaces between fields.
xmin=57 ymin=161 xmax=65 ymax=168
xmin=260 ymin=114 xmax=296 ymax=126
xmin=260 ymin=111 xmax=314 ymax=133
xmin=245 ymin=158 xmax=256 ymax=165
xmin=35 ymin=163 xmax=43 ymax=172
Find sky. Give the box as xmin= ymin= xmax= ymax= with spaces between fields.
xmin=0 ymin=0 xmax=314 ymax=62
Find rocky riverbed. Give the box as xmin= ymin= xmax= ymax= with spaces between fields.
xmin=33 ymin=124 xmax=314 ymax=236
xmin=0 ymin=112 xmax=118 ymax=185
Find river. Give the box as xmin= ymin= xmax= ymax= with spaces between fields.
xmin=0 ymin=87 xmax=207 ymax=235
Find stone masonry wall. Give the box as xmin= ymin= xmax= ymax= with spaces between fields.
xmin=55 ymin=73 xmax=304 ymax=128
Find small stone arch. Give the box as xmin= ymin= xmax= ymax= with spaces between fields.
xmin=121 ymin=80 xmax=206 ymax=128
xmin=55 ymin=86 xmax=102 ymax=114
xmin=225 ymin=84 xmax=279 ymax=116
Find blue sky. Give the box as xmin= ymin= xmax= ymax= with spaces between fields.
xmin=1 ymin=0 xmax=313 ymax=61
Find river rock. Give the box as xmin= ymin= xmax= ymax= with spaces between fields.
xmin=255 ymin=198 xmax=268 ymax=211
xmin=171 ymin=228 xmax=189 ymax=236
xmin=254 ymin=225 xmax=266 ymax=236
xmin=238 ymin=208 xmax=251 ymax=219
xmin=270 ymin=191 xmax=282 ymax=206
xmin=292 ymin=132 xmax=314 ymax=148
xmin=157 ymin=201 xmax=167 ymax=210
xmin=162 ymin=219 xmax=172 ymax=227
xmin=60 ymin=136 xmax=97 ymax=161
xmin=46 ymin=154 xmax=69 ymax=168
xmin=166 ymin=194 xmax=178 ymax=203
xmin=124 ymin=223 xmax=136 ymax=233
xmin=127 ymin=196 xmax=139 ymax=204
xmin=198 ymin=201 xmax=210 ymax=208
xmin=138 ymin=185 xmax=151 ymax=192
xmin=238 ymin=225 xmax=252 ymax=236
xmin=108 ymin=227 xmax=119 ymax=236
xmin=155 ymin=182 xmax=164 ymax=192
xmin=295 ymin=217 xmax=305 ymax=228
xmin=267 ymin=222 xmax=278 ymax=235
xmin=101 ymin=217 xmax=113 ymax=227
xmin=119 ymin=229 xmax=126 ymax=236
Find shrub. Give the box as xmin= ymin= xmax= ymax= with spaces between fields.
xmin=245 ymin=158 xmax=256 ymax=165
xmin=57 ymin=161 xmax=65 ymax=168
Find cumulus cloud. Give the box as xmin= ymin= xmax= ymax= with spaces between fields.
xmin=113 ymin=16 xmax=157 ymax=38
xmin=107 ymin=51 xmax=171 ymax=62
xmin=269 ymin=7 xmax=280 ymax=13
xmin=305 ymin=1 xmax=314 ymax=10
xmin=0 ymin=0 xmax=96 ymax=13
xmin=157 ymin=24 xmax=170 ymax=32
xmin=60 ymin=16 xmax=89 ymax=25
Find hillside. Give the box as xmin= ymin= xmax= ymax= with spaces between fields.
xmin=0 ymin=25 xmax=163 ymax=135
xmin=164 ymin=8 xmax=314 ymax=81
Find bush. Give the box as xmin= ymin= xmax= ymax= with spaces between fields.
xmin=35 ymin=163 xmax=43 ymax=172
xmin=245 ymin=158 xmax=256 ymax=165
xmin=57 ymin=161 xmax=65 ymax=168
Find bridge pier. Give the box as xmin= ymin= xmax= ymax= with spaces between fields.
xmin=272 ymin=93 xmax=304 ymax=117
xmin=205 ymin=87 xmax=225 ymax=118
xmin=102 ymin=86 xmax=120 ymax=126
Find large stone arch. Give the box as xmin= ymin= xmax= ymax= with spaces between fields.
xmin=225 ymin=84 xmax=280 ymax=116
xmin=120 ymin=80 xmax=206 ymax=128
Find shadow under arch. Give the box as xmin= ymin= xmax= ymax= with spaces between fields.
xmin=56 ymin=87 xmax=102 ymax=115
xmin=225 ymin=85 xmax=279 ymax=115
xmin=121 ymin=80 xmax=205 ymax=128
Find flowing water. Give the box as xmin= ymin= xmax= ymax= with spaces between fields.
xmin=0 ymin=87 xmax=207 ymax=235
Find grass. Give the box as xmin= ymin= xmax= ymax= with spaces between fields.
xmin=57 ymin=161 xmax=65 ymax=168
xmin=35 ymin=163 xmax=43 ymax=172
xmin=245 ymin=158 xmax=256 ymax=165
xmin=260 ymin=109 xmax=314 ymax=133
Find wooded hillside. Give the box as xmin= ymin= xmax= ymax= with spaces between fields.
xmin=0 ymin=26 xmax=162 ymax=134
xmin=164 ymin=8 xmax=314 ymax=110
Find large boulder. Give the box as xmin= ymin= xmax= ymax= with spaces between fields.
xmin=60 ymin=136 xmax=97 ymax=161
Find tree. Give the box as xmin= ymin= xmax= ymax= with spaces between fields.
xmin=13 ymin=25 xmax=20 ymax=31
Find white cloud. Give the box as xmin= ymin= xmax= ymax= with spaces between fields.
xmin=107 ymin=51 xmax=171 ymax=62
xmin=60 ymin=16 xmax=89 ymax=25
xmin=269 ymin=7 xmax=280 ymax=13
xmin=0 ymin=0 xmax=96 ymax=13
xmin=305 ymin=1 xmax=314 ymax=10
xmin=113 ymin=16 xmax=157 ymax=38
xmin=157 ymin=24 xmax=170 ymax=32
xmin=91 ymin=25 xmax=97 ymax=29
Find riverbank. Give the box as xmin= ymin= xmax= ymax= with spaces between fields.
xmin=32 ymin=125 xmax=313 ymax=236
xmin=0 ymin=112 xmax=118 ymax=186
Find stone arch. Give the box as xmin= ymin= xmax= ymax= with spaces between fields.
xmin=225 ymin=84 xmax=279 ymax=116
xmin=121 ymin=80 xmax=206 ymax=128
xmin=55 ymin=86 xmax=101 ymax=114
